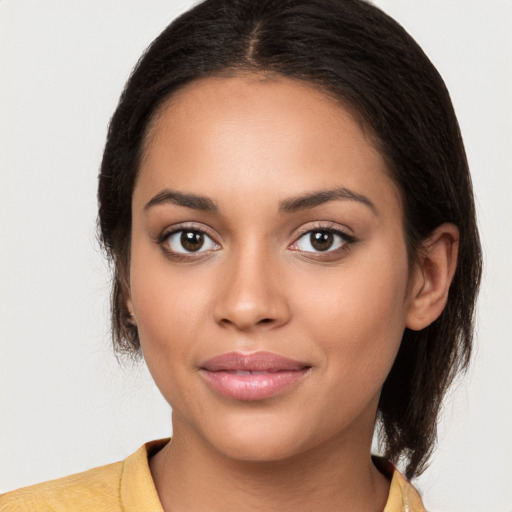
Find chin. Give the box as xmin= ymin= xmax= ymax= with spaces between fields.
xmin=198 ymin=413 xmax=318 ymax=463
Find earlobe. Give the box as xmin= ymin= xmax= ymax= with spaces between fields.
xmin=406 ymin=223 xmax=459 ymax=331
xmin=126 ymin=296 xmax=137 ymax=326
xmin=123 ymin=274 xmax=137 ymax=326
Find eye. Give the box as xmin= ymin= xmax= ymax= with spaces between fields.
xmin=291 ymin=229 xmax=351 ymax=253
xmin=164 ymin=229 xmax=219 ymax=254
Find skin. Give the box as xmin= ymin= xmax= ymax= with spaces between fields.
xmin=127 ymin=74 xmax=458 ymax=511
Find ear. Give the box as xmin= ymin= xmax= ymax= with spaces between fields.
xmin=121 ymin=273 xmax=137 ymax=326
xmin=406 ymin=223 xmax=459 ymax=331
xmin=126 ymin=295 xmax=137 ymax=326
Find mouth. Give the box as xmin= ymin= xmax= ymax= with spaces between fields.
xmin=198 ymin=351 xmax=312 ymax=401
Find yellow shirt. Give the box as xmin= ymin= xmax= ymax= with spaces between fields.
xmin=0 ymin=440 xmax=426 ymax=511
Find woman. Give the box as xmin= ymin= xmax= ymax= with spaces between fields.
xmin=1 ymin=0 xmax=482 ymax=510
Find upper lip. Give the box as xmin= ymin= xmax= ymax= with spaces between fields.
xmin=199 ymin=351 xmax=311 ymax=372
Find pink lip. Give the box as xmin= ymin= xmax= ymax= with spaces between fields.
xmin=199 ymin=351 xmax=311 ymax=401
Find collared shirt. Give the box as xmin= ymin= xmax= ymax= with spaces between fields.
xmin=0 ymin=440 xmax=426 ymax=511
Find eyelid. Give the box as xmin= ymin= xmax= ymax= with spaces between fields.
xmin=288 ymin=222 xmax=356 ymax=254
xmin=290 ymin=221 xmax=355 ymax=242
xmin=156 ymin=222 xmax=221 ymax=258
xmin=156 ymin=222 xmax=219 ymax=243
xmin=155 ymin=221 xmax=355 ymax=259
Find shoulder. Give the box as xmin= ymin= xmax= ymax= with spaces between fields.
xmin=0 ymin=460 xmax=124 ymax=511
xmin=373 ymin=457 xmax=427 ymax=512
xmin=0 ymin=440 xmax=168 ymax=512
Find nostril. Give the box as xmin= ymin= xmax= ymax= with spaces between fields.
xmin=258 ymin=318 xmax=273 ymax=324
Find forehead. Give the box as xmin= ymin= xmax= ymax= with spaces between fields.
xmin=135 ymin=73 xmax=401 ymax=216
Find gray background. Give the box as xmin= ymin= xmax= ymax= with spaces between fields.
xmin=1 ymin=1 xmax=511 ymax=510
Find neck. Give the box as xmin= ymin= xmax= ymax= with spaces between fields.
xmin=150 ymin=420 xmax=389 ymax=512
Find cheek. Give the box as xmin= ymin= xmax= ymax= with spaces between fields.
xmin=129 ymin=252 xmax=214 ymax=375
xmin=129 ymin=269 xmax=213 ymax=413
xmin=294 ymin=247 xmax=409 ymax=387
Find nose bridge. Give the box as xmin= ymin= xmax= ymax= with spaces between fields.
xmin=213 ymin=238 xmax=290 ymax=331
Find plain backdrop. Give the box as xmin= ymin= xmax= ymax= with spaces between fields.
xmin=1 ymin=1 xmax=511 ymax=510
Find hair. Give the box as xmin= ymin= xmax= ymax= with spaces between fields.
xmin=98 ymin=0 xmax=482 ymax=479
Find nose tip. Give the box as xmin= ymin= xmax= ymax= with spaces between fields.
xmin=213 ymin=258 xmax=291 ymax=332
xmin=216 ymin=302 xmax=284 ymax=331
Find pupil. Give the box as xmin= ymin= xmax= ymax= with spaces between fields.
xmin=181 ymin=231 xmax=204 ymax=252
xmin=311 ymin=231 xmax=333 ymax=251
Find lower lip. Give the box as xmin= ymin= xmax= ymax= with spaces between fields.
xmin=199 ymin=369 xmax=310 ymax=401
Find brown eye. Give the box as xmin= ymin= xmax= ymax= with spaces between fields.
xmin=181 ymin=231 xmax=204 ymax=252
xmin=310 ymin=231 xmax=334 ymax=251
xmin=291 ymin=228 xmax=350 ymax=255
xmin=164 ymin=229 xmax=219 ymax=254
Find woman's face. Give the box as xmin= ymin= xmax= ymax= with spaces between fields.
xmin=129 ymin=74 xmax=419 ymax=461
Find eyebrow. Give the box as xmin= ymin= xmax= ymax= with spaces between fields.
xmin=144 ymin=186 xmax=376 ymax=215
xmin=144 ymin=189 xmax=217 ymax=212
xmin=279 ymin=187 xmax=377 ymax=215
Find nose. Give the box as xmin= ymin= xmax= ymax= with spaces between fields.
xmin=213 ymin=247 xmax=291 ymax=332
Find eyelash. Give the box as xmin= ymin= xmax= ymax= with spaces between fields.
xmin=156 ymin=224 xmax=220 ymax=261
xmin=290 ymin=224 xmax=356 ymax=259
xmin=156 ymin=223 xmax=356 ymax=261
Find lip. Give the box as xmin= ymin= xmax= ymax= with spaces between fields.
xmin=198 ymin=351 xmax=312 ymax=401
